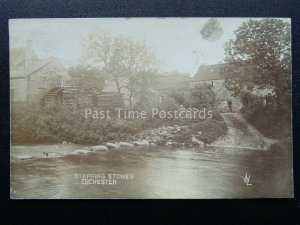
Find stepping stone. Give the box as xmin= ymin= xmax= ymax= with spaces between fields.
xmin=118 ymin=142 xmax=134 ymax=148
xmin=91 ymin=145 xmax=108 ymax=151
xmin=72 ymin=149 xmax=91 ymax=155
xmin=106 ymin=143 xmax=120 ymax=149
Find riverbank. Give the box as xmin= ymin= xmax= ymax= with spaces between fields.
xmin=12 ymin=109 xmax=285 ymax=155
xmin=11 ymin=105 xmax=228 ymax=147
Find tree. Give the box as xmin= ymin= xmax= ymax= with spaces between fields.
xmin=81 ymin=30 xmax=125 ymax=93
xmin=189 ymin=83 xmax=216 ymax=109
xmin=169 ymin=83 xmax=216 ymax=110
xmin=81 ymin=30 xmax=114 ymax=70
xmin=221 ymin=19 xmax=291 ymax=104
xmin=81 ymin=29 xmax=161 ymax=108
xmin=112 ymin=36 xmax=160 ymax=108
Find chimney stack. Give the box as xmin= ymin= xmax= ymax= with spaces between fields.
xmin=24 ymin=40 xmax=35 ymax=69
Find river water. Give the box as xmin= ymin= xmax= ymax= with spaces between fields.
xmin=10 ymin=145 xmax=293 ymax=199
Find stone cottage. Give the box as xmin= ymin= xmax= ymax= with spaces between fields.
xmin=190 ymin=63 xmax=242 ymax=112
xmin=10 ymin=41 xmax=69 ymax=105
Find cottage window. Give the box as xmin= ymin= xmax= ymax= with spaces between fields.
xmin=40 ymin=77 xmax=47 ymax=88
xmin=57 ymin=75 xmax=63 ymax=87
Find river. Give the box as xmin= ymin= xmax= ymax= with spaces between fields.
xmin=10 ymin=144 xmax=293 ymax=199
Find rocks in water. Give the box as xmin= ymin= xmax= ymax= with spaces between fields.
xmin=42 ymin=152 xmax=57 ymax=157
xmin=150 ymin=143 xmax=157 ymax=147
xmin=13 ymin=155 xmax=35 ymax=161
xmin=192 ymin=136 xmax=205 ymax=147
xmin=106 ymin=143 xmax=120 ymax=149
xmin=153 ymin=139 xmax=166 ymax=146
xmin=133 ymin=125 xmax=195 ymax=147
xmin=47 ymin=152 xmax=63 ymax=158
xmin=134 ymin=140 xmax=157 ymax=147
xmin=90 ymin=145 xmax=108 ymax=151
xmin=166 ymin=141 xmax=173 ymax=146
xmin=134 ymin=140 xmax=150 ymax=146
xmin=92 ymin=142 xmax=134 ymax=150
xmin=72 ymin=149 xmax=92 ymax=155
xmin=62 ymin=141 xmax=74 ymax=145
xmin=165 ymin=141 xmax=185 ymax=147
xmin=13 ymin=152 xmax=66 ymax=161
xmin=118 ymin=142 xmax=134 ymax=148
xmin=42 ymin=152 xmax=49 ymax=157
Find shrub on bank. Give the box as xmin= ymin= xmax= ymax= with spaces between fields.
xmin=241 ymin=103 xmax=291 ymax=139
xmin=190 ymin=117 xmax=228 ymax=144
xmin=11 ymin=105 xmax=175 ymax=145
xmin=11 ymin=103 xmax=228 ymax=146
xmin=11 ymin=105 xmax=143 ymax=144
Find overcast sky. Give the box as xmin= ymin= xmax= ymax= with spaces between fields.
xmin=10 ymin=18 xmax=252 ymax=75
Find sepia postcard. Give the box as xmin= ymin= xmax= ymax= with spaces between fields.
xmin=9 ymin=18 xmax=293 ymax=199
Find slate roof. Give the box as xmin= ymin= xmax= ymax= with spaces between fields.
xmin=193 ymin=63 xmax=226 ymax=81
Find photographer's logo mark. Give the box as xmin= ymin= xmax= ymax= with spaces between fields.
xmin=241 ymin=172 xmax=252 ymax=186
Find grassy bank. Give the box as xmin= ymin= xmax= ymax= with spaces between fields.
xmin=240 ymin=104 xmax=291 ymax=140
xmin=11 ymin=105 xmax=228 ymax=146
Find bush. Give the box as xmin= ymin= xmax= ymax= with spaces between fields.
xmin=11 ymin=103 xmax=228 ymax=146
xmin=211 ymin=112 xmax=225 ymax=122
xmin=190 ymin=116 xmax=227 ymax=144
xmin=241 ymin=104 xmax=291 ymax=139
xmin=11 ymin=105 xmax=152 ymax=145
